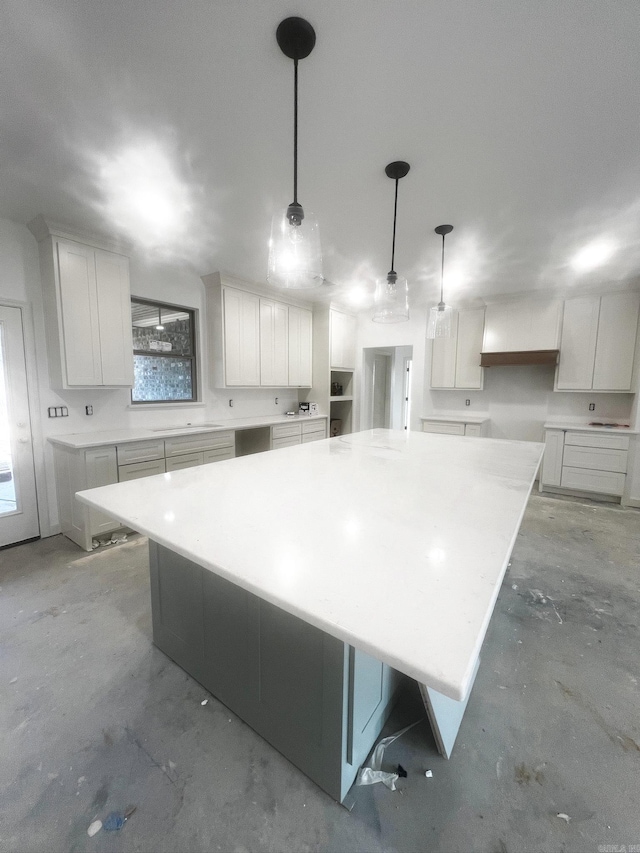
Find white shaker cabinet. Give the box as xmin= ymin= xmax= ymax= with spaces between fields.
xmin=223 ymin=288 xmax=261 ymax=386
xmin=330 ymin=310 xmax=357 ymax=370
xmin=260 ymin=299 xmax=289 ymax=386
xmin=431 ymin=308 xmax=484 ymax=390
xmin=33 ymin=229 xmax=134 ymax=389
xmin=204 ymin=273 xmax=313 ymax=389
xmin=483 ymin=300 xmax=562 ymax=352
xmin=288 ymin=305 xmax=313 ymax=387
xmin=556 ymin=292 xmax=640 ymax=392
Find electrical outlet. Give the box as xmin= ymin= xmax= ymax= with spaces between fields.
xmin=61 ymin=406 xmax=68 ymax=417
xmin=465 ymin=399 xmax=470 ymax=406
xmin=85 ymin=405 xmax=93 ymax=415
xmin=229 ymin=399 xmax=233 ymax=407
xmin=275 ymin=397 xmax=279 ymax=405
xmin=48 ymin=407 xmax=56 ymax=418
xmin=589 ymin=403 xmax=595 ymax=411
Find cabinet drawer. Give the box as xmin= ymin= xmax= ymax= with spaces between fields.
xmin=272 ymin=422 xmax=302 ymax=440
xmin=165 ymin=452 xmax=204 ymax=471
xmin=422 ymin=422 xmax=465 ymax=436
xmin=116 ymin=439 xmax=165 ymax=465
xmin=301 ymin=419 xmax=327 ymax=436
xmin=561 ymin=466 xmax=625 ymax=496
xmin=164 ymin=430 xmax=234 ymax=457
xmin=118 ymin=459 xmax=166 ymax=482
xmin=464 ymin=424 xmax=482 ymax=437
xmin=203 ymin=447 xmax=235 ymax=464
xmin=564 ymin=431 xmax=629 ymax=451
xmin=271 ymin=436 xmax=302 ymax=450
xmin=302 ymin=432 xmax=325 ymax=443
xmin=562 ymin=445 xmax=627 ymax=474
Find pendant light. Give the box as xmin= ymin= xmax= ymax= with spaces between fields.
xmin=155 ymin=307 xmax=164 ymax=331
xmin=372 ymin=161 xmax=410 ymax=323
xmin=267 ymin=17 xmax=322 ymax=289
xmin=426 ymin=224 xmax=454 ymax=338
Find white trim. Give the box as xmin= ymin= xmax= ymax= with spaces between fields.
xmin=0 ymin=299 xmax=53 ymax=537
xmin=127 ymin=402 xmax=206 ymax=410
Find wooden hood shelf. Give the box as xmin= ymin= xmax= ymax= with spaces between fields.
xmin=480 ymin=350 xmax=559 ymax=367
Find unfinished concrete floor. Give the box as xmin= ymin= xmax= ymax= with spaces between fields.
xmin=0 ymin=492 xmax=639 ymax=853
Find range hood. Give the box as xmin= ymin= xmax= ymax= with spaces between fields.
xmin=480 ymin=349 xmax=559 ymax=367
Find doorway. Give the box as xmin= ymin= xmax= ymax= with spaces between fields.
xmin=0 ymin=306 xmax=39 ymax=547
xmin=361 ymin=346 xmax=413 ymax=432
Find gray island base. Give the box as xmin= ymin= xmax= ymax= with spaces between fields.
xmin=149 ymin=541 xmax=471 ymax=803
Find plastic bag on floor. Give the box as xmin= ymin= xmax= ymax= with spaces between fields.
xmin=356 ymin=720 xmax=420 ymax=790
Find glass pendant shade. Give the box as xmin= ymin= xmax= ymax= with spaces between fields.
xmin=372 ymin=274 xmax=409 ymax=323
xmin=427 ymin=301 xmax=454 ymax=338
xmin=267 ymin=207 xmax=322 ymax=289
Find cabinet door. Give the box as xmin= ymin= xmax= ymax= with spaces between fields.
xmin=260 ymin=300 xmax=289 ymax=386
xmin=330 ymin=310 xmax=356 ymax=369
xmin=455 ymin=309 xmax=484 ymax=389
xmin=556 ymin=297 xmax=599 ymax=390
xmin=592 ymin=292 xmax=640 ymax=391
xmin=541 ymin=430 xmax=564 ymax=487
xmin=56 ymin=240 xmax=102 ymax=385
xmin=94 ymin=249 xmax=134 ymax=386
xmin=223 ymin=289 xmax=260 ymax=386
xmin=483 ymin=300 xmax=561 ymax=352
xmin=430 ymin=312 xmax=458 ymax=389
xmin=288 ymin=306 xmax=313 ymax=386
xmin=84 ymin=446 xmax=119 ymax=535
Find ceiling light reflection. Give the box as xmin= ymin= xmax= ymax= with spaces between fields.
xmin=570 ymin=238 xmax=618 ymax=273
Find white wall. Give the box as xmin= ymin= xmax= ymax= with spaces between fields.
xmin=0 ymin=217 xmax=299 ymax=534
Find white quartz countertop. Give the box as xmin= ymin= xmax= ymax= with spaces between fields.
xmin=76 ymin=429 xmax=543 ymax=701
xmin=48 ymin=414 xmax=328 ymax=449
xmin=543 ymin=421 xmax=637 ymax=434
xmin=421 ymin=415 xmax=490 ymax=425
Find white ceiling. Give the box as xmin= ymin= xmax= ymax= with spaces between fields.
xmin=2 ymin=1 xmax=640 ymax=309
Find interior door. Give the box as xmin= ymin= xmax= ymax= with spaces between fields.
xmin=371 ymin=353 xmax=391 ymax=429
xmin=0 ymin=306 xmax=39 ymax=547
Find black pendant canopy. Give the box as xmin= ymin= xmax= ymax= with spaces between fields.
xmin=276 ymin=17 xmax=316 ymax=60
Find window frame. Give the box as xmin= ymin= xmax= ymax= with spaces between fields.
xmin=130 ymin=296 xmax=199 ymax=405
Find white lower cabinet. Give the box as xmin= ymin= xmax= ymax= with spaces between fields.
xmin=541 ymin=428 xmax=631 ymax=498
xmin=270 ymin=419 xmax=327 ymax=450
xmin=118 ymin=459 xmax=167 ymax=481
xmin=53 ymin=445 xmax=121 ymax=551
xmin=54 ymin=431 xmax=236 ymax=550
xmin=421 ymin=418 xmax=489 ymax=437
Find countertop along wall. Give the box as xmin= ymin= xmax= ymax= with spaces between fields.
xmin=0 ymin=217 xmax=301 ymax=535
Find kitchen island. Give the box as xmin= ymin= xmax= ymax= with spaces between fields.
xmin=77 ymin=429 xmax=543 ymax=802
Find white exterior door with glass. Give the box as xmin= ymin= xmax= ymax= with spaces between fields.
xmin=0 ymin=306 xmax=39 ymax=546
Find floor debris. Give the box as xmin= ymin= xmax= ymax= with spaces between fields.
xmin=356 ymin=720 xmax=421 ymax=791
xmin=87 ymin=819 xmax=102 ymax=837
xmin=201 ymin=699 xmax=208 ymax=706
xmin=425 ymin=770 xmax=433 ymax=778
xmin=556 ymin=813 xmax=571 ymax=823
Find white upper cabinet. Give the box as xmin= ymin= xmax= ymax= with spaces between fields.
xmin=431 ymin=308 xmax=484 ymax=390
xmin=223 ymin=288 xmax=260 ymax=386
xmin=482 ymin=300 xmax=562 ymax=352
xmin=330 ymin=310 xmax=357 ymax=369
xmin=556 ymin=292 xmax=640 ymax=392
xmin=35 ymin=231 xmax=133 ymax=389
xmin=260 ymin=299 xmax=289 ymax=386
xmin=288 ymin=305 xmax=313 ymax=387
xmin=203 ymin=273 xmax=313 ymax=389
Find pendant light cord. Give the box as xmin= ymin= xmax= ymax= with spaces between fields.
xmin=390 ymin=177 xmax=399 ymax=274
xmin=293 ymin=58 xmax=298 ymax=205
xmin=440 ymin=232 xmax=445 ymax=303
